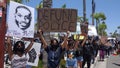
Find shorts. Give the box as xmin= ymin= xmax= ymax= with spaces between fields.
xmin=76 ymin=56 xmax=83 ymax=62
xmin=66 ymin=58 xmax=77 ymax=68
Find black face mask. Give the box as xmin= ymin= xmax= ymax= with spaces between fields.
xmin=51 ymin=44 xmax=59 ymax=51
xmin=16 ymin=46 xmax=25 ymax=53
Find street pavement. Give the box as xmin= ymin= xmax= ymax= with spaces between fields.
xmin=107 ymin=55 xmax=120 ymax=68
xmin=4 ymin=54 xmax=120 ymax=68
xmin=93 ymin=57 xmax=107 ymax=68
xmin=93 ymin=54 xmax=120 ymax=68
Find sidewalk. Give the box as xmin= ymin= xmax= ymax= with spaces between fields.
xmin=91 ymin=52 xmax=107 ymax=68
xmin=93 ymin=58 xmax=107 ymax=68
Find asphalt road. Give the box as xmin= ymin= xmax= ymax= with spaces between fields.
xmin=107 ymin=55 xmax=120 ymax=68
xmin=94 ymin=54 xmax=120 ymax=68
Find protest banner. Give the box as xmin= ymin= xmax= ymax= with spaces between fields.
xmin=88 ymin=25 xmax=97 ymax=36
xmin=100 ymin=36 xmax=108 ymax=45
xmin=6 ymin=1 xmax=35 ymax=38
xmin=38 ymin=8 xmax=77 ymax=32
xmin=25 ymin=41 xmax=41 ymax=66
xmin=74 ymin=34 xmax=85 ymax=40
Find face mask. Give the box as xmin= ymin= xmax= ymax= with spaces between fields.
xmin=86 ymin=41 xmax=89 ymax=44
xmin=51 ymin=44 xmax=58 ymax=50
xmin=16 ymin=46 xmax=25 ymax=53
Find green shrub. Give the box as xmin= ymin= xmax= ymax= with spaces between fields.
xmin=60 ymin=59 xmax=66 ymax=68
xmin=32 ymin=60 xmax=43 ymax=68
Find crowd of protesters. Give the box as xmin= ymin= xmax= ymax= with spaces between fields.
xmin=4 ymin=29 xmax=120 ymax=68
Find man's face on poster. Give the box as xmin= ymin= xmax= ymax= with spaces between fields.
xmin=15 ymin=6 xmax=32 ymax=30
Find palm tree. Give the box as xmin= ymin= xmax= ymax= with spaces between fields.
xmin=93 ymin=12 xmax=106 ymax=33
xmin=117 ymin=26 xmax=120 ymax=36
xmin=92 ymin=0 xmax=95 ymax=25
xmin=98 ymin=22 xmax=107 ymax=36
xmin=118 ymin=26 xmax=120 ymax=29
xmin=111 ymin=30 xmax=118 ymax=37
xmin=83 ymin=0 xmax=86 ymax=22
xmin=61 ymin=4 xmax=66 ymax=8
xmin=43 ymin=0 xmax=52 ymax=8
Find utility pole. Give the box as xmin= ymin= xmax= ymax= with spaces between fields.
xmin=92 ymin=0 xmax=95 ymax=25
xmin=0 ymin=0 xmax=7 ymax=68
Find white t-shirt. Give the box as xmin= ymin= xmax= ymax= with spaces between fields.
xmin=11 ymin=54 xmax=28 ymax=68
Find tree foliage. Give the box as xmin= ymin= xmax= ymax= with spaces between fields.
xmin=117 ymin=26 xmax=120 ymax=29
xmin=61 ymin=4 xmax=66 ymax=9
xmin=93 ymin=12 xmax=107 ymax=36
xmin=98 ymin=22 xmax=107 ymax=36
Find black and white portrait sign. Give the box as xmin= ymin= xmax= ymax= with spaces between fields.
xmin=6 ymin=1 xmax=35 ymax=38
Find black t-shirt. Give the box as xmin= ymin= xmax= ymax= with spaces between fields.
xmin=83 ymin=42 xmax=94 ymax=56
xmin=45 ymin=45 xmax=64 ymax=68
xmin=76 ymin=45 xmax=83 ymax=57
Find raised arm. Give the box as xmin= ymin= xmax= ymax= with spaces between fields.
xmin=61 ymin=31 xmax=70 ymax=49
xmin=38 ymin=29 xmax=48 ymax=49
xmin=74 ymin=35 xmax=80 ymax=49
xmin=90 ymin=35 xmax=94 ymax=43
xmin=7 ymin=37 xmax=13 ymax=60
xmin=81 ymin=36 xmax=87 ymax=46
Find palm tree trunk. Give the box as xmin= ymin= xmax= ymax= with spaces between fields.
xmin=92 ymin=0 xmax=95 ymax=25
xmin=96 ymin=20 xmax=98 ymax=34
xmin=42 ymin=0 xmax=53 ymax=68
xmin=43 ymin=0 xmax=52 ymax=8
xmin=83 ymin=0 xmax=86 ymax=22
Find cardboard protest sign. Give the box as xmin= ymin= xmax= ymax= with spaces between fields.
xmin=38 ymin=8 xmax=77 ymax=32
xmin=100 ymin=36 xmax=107 ymax=45
xmin=88 ymin=25 xmax=97 ymax=36
xmin=74 ymin=34 xmax=85 ymax=40
xmin=25 ymin=41 xmax=41 ymax=66
xmin=6 ymin=1 xmax=35 ymax=38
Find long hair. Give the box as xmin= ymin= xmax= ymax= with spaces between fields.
xmin=68 ymin=37 xmax=75 ymax=48
xmin=50 ymin=38 xmax=59 ymax=46
xmin=13 ymin=41 xmax=25 ymax=54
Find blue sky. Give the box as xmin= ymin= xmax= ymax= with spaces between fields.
xmin=23 ymin=0 xmax=120 ymax=35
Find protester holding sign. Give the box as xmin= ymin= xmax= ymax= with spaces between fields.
xmin=82 ymin=36 xmax=94 ymax=68
xmin=75 ymin=35 xmax=86 ymax=68
xmin=38 ymin=29 xmax=69 ymax=68
xmin=7 ymin=37 xmax=34 ymax=68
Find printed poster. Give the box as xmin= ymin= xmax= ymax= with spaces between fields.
xmin=25 ymin=41 xmax=41 ymax=66
xmin=88 ymin=25 xmax=97 ymax=36
xmin=6 ymin=1 xmax=35 ymax=38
